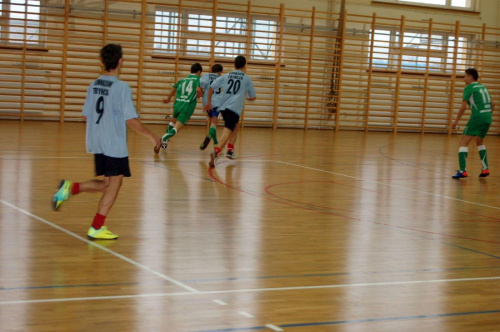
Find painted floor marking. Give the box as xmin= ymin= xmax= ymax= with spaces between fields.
xmin=274 ymin=160 xmax=500 ymax=210
xmin=2 ymin=275 xmax=500 ymax=305
xmin=239 ymin=311 xmax=255 ymax=318
xmin=0 ymin=199 xmax=199 ymax=294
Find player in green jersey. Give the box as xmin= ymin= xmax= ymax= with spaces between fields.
xmin=155 ymin=63 xmax=203 ymax=153
xmin=451 ymin=68 xmax=495 ymax=179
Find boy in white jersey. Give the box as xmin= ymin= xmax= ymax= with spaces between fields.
xmin=451 ymin=68 xmax=495 ymax=179
xmin=199 ymin=64 xmax=240 ymax=158
xmin=199 ymin=64 xmax=223 ymax=150
xmin=204 ymin=55 xmax=256 ymax=167
xmin=52 ymin=44 xmax=161 ymax=239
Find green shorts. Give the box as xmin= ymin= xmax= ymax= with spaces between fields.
xmin=173 ymin=101 xmax=196 ymax=124
xmin=463 ymin=118 xmax=491 ymax=138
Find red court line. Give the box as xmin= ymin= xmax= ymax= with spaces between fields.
xmin=264 ymin=181 xmax=359 ymax=214
xmin=375 ymin=222 xmax=500 ymax=244
xmin=266 ymin=179 xmax=500 ymax=222
xmin=207 ymin=167 xmax=359 ymax=220
xmin=266 ymin=180 xmax=500 ymax=223
xmin=209 ymin=167 xmax=500 ymax=245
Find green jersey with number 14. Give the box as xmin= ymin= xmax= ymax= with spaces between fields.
xmin=173 ymin=74 xmax=200 ymax=106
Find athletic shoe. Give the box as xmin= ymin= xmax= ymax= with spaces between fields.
xmin=52 ymin=180 xmax=72 ymax=211
xmin=452 ymin=170 xmax=468 ymax=179
xmin=87 ymin=226 xmax=118 ymax=240
xmin=479 ymin=169 xmax=490 ymax=177
xmin=209 ymin=151 xmax=218 ymax=167
xmin=226 ymin=150 xmax=237 ymax=159
xmin=154 ymin=144 xmax=161 ymax=154
xmin=200 ymin=136 xmax=211 ymax=150
xmin=161 ymin=134 xmax=168 ymax=149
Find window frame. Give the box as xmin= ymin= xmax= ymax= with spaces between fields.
xmin=370 ymin=26 xmax=472 ymax=73
xmin=372 ymin=0 xmax=477 ymax=12
xmin=0 ymin=0 xmax=44 ymax=47
xmin=250 ymin=17 xmax=279 ymax=61
xmin=187 ymin=11 xmax=248 ymax=58
xmin=153 ymin=6 xmax=279 ymax=62
xmin=153 ymin=9 xmax=180 ymax=54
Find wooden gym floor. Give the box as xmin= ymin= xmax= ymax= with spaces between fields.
xmin=0 ymin=120 xmax=499 ymax=331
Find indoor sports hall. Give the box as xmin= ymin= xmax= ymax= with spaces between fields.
xmin=1 ymin=0 xmax=499 ymax=331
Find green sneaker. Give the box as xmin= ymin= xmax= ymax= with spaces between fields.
xmin=87 ymin=226 xmax=118 ymax=240
xmin=52 ymin=180 xmax=72 ymax=211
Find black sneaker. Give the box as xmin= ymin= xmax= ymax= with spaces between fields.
xmin=226 ymin=150 xmax=237 ymax=159
xmin=199 ymin=136 xmax=211 ymax=150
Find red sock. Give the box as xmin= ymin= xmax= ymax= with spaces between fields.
xmin=91 ymin=213 xmax=106 ymax=230
xmin=71 ymin=182 xmax=80 ymax=195
xmin=228 ymin=143 xmax=234 ymax=151
xmin=215 ymin=147 xmax=221 ymax=155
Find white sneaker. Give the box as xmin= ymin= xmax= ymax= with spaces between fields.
xmin=209 ymin=151 xmax=218 ymax=167
xmin=161 ymin=133 xmax=168 ymax=149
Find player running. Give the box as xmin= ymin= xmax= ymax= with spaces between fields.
xmin=204 ymin=55 xmax=256 ymax=167
xmin=156 ymin=63 xmax=203 ymax=153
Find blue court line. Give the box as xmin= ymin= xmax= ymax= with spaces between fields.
xmin=439 ymin=242 xmax=500 ymax=260
xmin=280 ymin=309 xmax=500 ymax=328
xmin=191 ymin=309 xmax=500 ymax=332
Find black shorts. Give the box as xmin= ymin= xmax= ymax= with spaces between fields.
xmin=95 ymin=154 xmax=131 ymax=177
xmin=221 ymin=109 xmax=240 ymax=131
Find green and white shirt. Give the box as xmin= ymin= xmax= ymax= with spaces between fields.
xmin=463 ymin=82 xmax=493 ymax=123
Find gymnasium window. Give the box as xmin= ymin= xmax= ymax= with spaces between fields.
xmin=0 ymin=0 xmax=42 ymax=45
xmin=187 ymin=14 xmax=246 ymax=57
xmin=252 ymin=20 xmax=278 ymax=60
xmin=373 ymin=0 xmax=475 ymax=11
xmin=153 ymin=10 xmax=179 ymax=53
xmin=153 ymin=8 xmax=277 ymax=61
xmin=371 ymin=28 xmax=469 ymax=72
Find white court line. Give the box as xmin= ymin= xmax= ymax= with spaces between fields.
xmin=274 ymin=160 xmax=500 ymax=211
xmin=0 ymin=156 xmax=89 ymax=160
xmin=0 ymin=199 xmax=199 ymax=294
xmin=266 ymin=324 xmax=284 ymax=331
xmin=2 ymin=275 xmax=500 ymax=306
xmin=0 ymin=156 xmax=212 ymax=162
xmin=238 ymin=311 xmax=255 ymax=318
xmin=2 ymin=158 xmax=498 ymax=307
xmin=0 ymin=292 xmax=193 ymax=305
xmin=213 ymin=299 xmax=228 ymax=306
